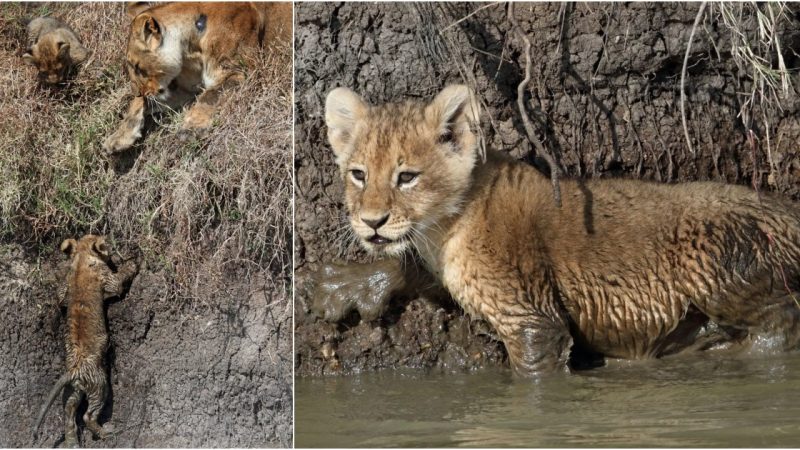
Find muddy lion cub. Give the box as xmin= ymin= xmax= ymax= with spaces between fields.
xmin=33 ymin=235 xmax=139 ymax=446
xmin=102 ymin=1 xmax=292 ymax=154
xmin=23 ymin=17 xmax=90 ymax=85
xmin=313 ymin=84 xmax=800 ymax=377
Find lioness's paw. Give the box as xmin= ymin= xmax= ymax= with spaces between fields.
xmin=182 ymin=104 xmax=215 ymax=130
xmin=102 ymin=130 xmax=137 ymax=155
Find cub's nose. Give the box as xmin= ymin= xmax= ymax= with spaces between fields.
xmin=361 ymin=214 xmax=389 ymax=230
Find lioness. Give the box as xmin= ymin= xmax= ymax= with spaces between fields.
xmin=23 ymin=17 xmax=89 ymax=85
xmin=314 ymin=84 xmax=800 ymax=377
xmin=102 ymin=2 xmax=292 ymax=154
xmin=33 ymin=235 xmax=139 ymax=447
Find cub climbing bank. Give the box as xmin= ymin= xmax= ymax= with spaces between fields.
xmin=23 ymin=17 xmax=89 ymax=85
xmin=315 ymin=84 xmax=800 ymax=377
xmin=103 ymin=1 xmax=292 ymax=153
xmin=34 ymin=235 xmax=139 ymax=447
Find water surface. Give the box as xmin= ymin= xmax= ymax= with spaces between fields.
xmin=296 ymin=353 xmax=800 ymax=447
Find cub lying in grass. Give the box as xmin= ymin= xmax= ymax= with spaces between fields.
xmin=23 ymin=17 xmax=89 ymax=85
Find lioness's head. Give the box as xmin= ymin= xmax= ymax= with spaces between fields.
xmin=60 ymin=234 xmax=112 ymax=264
xmin=22 ymin=36 xmax=73 ymax=85
xmin=325 ymin=85 xmax=481 ymax=256
xmin=125 ymin=9 xmax=178 ymax=99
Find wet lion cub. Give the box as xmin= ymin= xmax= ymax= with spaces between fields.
xmin=23 ymin=17 xmax=89 ymax=85
xmin=315 ymin=85 xmax=800 ymax=377
xmin=33 ymin=235 xmax=139 ymax=447
xmin=102 ymin=1 xmax=292 ymax=154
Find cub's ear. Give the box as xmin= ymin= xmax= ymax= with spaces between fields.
xmin=426 ymin=84 xmax=480 ymax=153
xmin=92 ymin=237 xmax=110 ymax=258
xmin=72 ymin=45 xmax=90 ymax=64
xmin=126 ymin=1 xmax=154 ymax=19
xmin=57 ymin=41 xmax=70 ymax=58
xmin=22 ymin=47 xmax=36 ymax=65
xmin=325 ymin=87 xmax=367 ymax=166
xmin=60 ymin=238 xmax=77 ymax=256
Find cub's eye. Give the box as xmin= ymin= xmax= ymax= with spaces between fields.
xmin=437 ymin=128 xmax=454 ymax=144
xmin=350 ymin=169 xmax=365 ymax=182
xmin=397 ymin=172 xmax=419 ymax=185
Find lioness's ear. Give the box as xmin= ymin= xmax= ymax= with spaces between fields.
xmin=426 ymin=85 xmax=480 ymax=153
xmin=325 ymin=87 xmax=367 ymax=165
xmin=60 ymin=239 xmax=77 ymax=256
xmin=92 ymin=237 xmax=110 ymax=258
xmin=140 ymin=14 xmax=162 ymax=47
xmin=126 ymin=1 xmax=153 ymax=19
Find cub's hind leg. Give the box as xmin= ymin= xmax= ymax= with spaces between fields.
xmin=83 ymin=378 xmax=110 ymax=439
xmin=63 ymin=389 xmax=83 ymax=448
xmin=696 ymin=283 xmax=800 ymax=351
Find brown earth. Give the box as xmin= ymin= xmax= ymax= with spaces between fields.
xmin=294 ymin=2 xmax=800 ymax=376
xmin=0 ymin=2 xmax=292 ymax=447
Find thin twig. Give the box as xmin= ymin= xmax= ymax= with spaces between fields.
xmin=441 ymin=2 xmax=503 ymax=32
xmin=508 ymin=2 xmax=562 ymax=207
xmin=681 ymin=1 xmax=707 ymax=156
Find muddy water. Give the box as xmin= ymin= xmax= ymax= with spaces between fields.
xmin=296 ymin=352 xmax=800 ymax=447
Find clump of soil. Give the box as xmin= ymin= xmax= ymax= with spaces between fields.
xmin=0 ymin=3 xmax=292 ymax=447
xmin=294 ymin=2 xmax=800 ymax=376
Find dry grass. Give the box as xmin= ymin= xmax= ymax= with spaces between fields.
xmin=0 ymin=2 xmax=292 ymax=304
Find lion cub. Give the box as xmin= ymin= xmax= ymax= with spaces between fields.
xmin=33 ymin=235 xmax=139 ymax=447
xmin=316 ymin=85 xmax=800 ymax=377
xmin=102 ymin=2 xmax=292 ymax=154
xmin=23 ymin=17 xmax=89 ymax=85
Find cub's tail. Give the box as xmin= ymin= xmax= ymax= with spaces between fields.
xmin=32 ymin=373 xmax=71 ymax=440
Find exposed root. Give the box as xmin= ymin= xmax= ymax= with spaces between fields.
xmin=507 ymin=2 xmax=562 ymax=207
xmin=680 ymin=1 xmax=707 ymax=156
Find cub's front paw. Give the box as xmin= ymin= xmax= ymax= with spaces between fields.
xmin=309 ymin=260 xmax=405 ymax=323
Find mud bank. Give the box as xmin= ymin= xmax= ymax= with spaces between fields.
xmin=294 ymin=2 xmax=800 ymax=375
xmin=1 ymin=245 xmax=292 ymax=448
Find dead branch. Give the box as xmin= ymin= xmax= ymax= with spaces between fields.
xmin=681 ymin=1 xmax=707 ymax=156
xmin=508 ymin=2 xmax=562 ymax=207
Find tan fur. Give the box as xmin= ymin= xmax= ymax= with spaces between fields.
xmin=103 ymin=2 xmax=292 ymax=154
xmin=23 ymin=17 xmax=89 ymax=85
xmin=34 ymin=235 xmax=138 ymax=446
xmin=324 ymin=85 xmax=800 ymax=376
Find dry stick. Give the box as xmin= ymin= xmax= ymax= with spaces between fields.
xmin=681 ymin=1 xmax=707 ymax=156
xmin=442 ymin=1 xmax=503 ymax=32
xmin=508 ymin=2 xmax=562 ymax=207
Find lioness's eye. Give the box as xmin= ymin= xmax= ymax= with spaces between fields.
xmin=350 ymin=169 xmax=365 ymax=182
xmin=397 ymin=172 xmax=419 ymax=185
